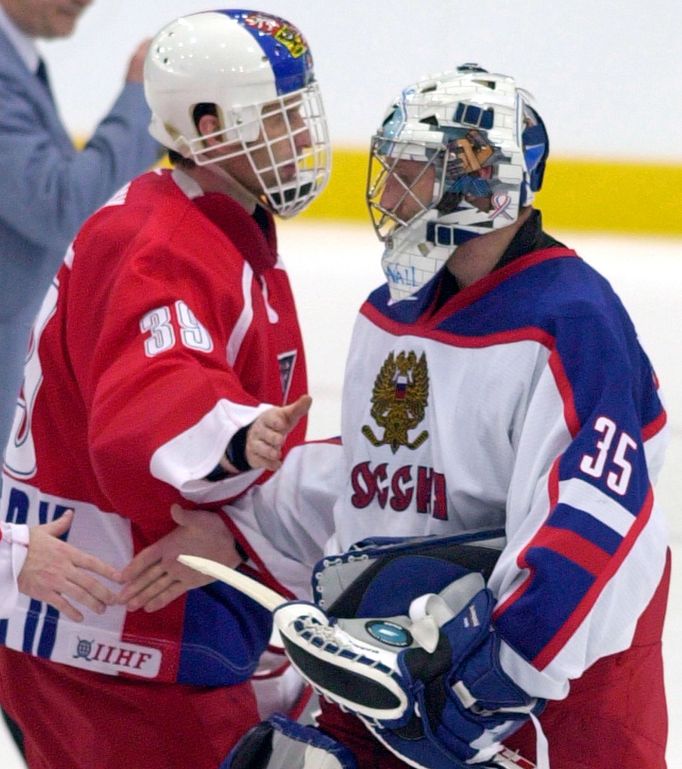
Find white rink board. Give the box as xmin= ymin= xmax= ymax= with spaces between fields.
xmin=1 ymin=223 xmax=679 ymax=766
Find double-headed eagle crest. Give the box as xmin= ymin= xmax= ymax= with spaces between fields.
xmin=362 ymin=351 xmax=429 ymax=453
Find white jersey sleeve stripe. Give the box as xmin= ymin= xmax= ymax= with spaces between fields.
xmin=149 ymin=398 xmax=270 ymax=501
xmin=226 ymin=262 xmax=254 ymax=367
xmin=557 ymin=478 xmax=634 ymax=537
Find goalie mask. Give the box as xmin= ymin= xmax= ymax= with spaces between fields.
xmin=367 ymin=64 xmax=549 ymax=301
xmin=145 ymin=10 xmax=330 ymax=217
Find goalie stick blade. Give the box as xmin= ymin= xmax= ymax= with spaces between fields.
xmin=177 ymin=554 xmax=286 ymax=612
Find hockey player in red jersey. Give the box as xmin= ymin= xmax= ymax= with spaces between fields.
xmin=0 ymin=9 xmax=331 ymax=769
xmin=216 ymin=65 xmax=670 ymax=769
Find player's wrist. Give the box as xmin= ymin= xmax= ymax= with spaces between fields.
xmin=225 ymin=425 xmax=251 ymax=472
xmin=204 ymin=426 xmax=252 ymax=481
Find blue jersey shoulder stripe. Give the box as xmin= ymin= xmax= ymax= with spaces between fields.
xmin=365 ymin=248 xmax=578 ymax=329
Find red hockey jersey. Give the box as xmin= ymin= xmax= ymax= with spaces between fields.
xmin=1 ymin=168 xmax=307 ymax=684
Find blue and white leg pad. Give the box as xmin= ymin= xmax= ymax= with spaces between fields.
xmin=221 ymin=714 xmax=357 ymax=769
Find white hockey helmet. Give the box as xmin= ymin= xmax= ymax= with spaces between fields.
xmin=367 ymin=64 xmax=549 ymax=300
xmin=144 ymin=10 xmax=331 ymax=217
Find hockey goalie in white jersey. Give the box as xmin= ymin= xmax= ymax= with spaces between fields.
xmin=190 ymin=65 xmax=670 ymax=769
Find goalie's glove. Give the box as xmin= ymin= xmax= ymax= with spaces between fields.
xmin=363 ymin=586 xmax=542 ymax=768
xmin=273 ymin=532 xmax=544 ymax=769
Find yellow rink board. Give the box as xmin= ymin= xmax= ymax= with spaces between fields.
xmin=300 ymin=149 xmax=682 ymax=236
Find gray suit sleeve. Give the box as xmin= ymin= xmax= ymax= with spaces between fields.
xmin=0 ymin=77 xmax=161 ymax=249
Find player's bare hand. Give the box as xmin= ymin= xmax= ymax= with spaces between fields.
xmin=125 ymin=39 xmax=151 ymax=83
xmin=17 ymin=510 xmax=122 ymax=623
xmin=245 ymin=394 xmax=312 ymax=471
xmin=116 ymin=504 xmax=242 ymax=612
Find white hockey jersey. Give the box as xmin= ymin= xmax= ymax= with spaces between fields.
xmin=230 ymin=246 xmax=669 ymax=702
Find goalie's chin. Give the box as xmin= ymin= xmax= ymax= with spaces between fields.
xmin=273 ymin=602 xmax=410 ymax=722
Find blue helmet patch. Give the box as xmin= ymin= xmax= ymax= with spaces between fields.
xmin=221 ymin=9 xmax=314 ymax=94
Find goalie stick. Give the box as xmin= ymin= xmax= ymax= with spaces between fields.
xmin=178 ymin=554 xmax=285 ymax=611
xmin=178 ymin=554 xmax=536 ymax=769
xmin=179 ymin=554 xmax=422 ymax=718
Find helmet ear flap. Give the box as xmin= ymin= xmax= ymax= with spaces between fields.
xmin=228 ymin=105 xmax=262 ymax=144
xmin=522 ymin=107 xmax=549 ymax=192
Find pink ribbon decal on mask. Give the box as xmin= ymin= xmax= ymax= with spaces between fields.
xmin=489 ymin=192 xmax=513 ymax=220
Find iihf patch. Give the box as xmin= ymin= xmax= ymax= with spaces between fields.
xmin=67 ymin=631 xmax=161 ymax=678
xmin=278 ymin=350 xmax=297 ymax=402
